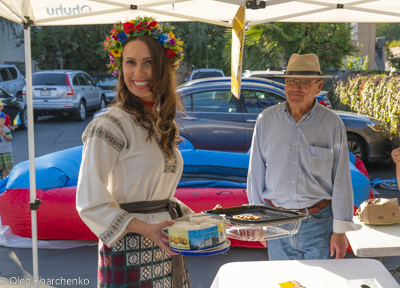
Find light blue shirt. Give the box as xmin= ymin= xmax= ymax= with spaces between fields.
xmin=247 ymin=101 xmax=359 ymax=233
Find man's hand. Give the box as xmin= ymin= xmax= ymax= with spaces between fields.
xmin=392 ymin=147 xmax=400 ymax=164
xmin=330 ymin=233 xmax=348 ymax=259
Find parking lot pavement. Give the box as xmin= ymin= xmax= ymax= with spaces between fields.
xmin=1 ymin=115 xmax=400 ymax=286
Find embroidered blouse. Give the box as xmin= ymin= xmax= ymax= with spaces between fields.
xmin=76 ymin=105 xmax=192 ymax=247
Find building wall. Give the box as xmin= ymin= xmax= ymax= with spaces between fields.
xmin=0 ymin=25 xmax=26 ymax=74
xmin=349 ymin=23 xmax=376 ymax=70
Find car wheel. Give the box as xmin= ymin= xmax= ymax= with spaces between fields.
xmin=16 ymin=92 xmax=22 ymax=99
xmin=347 ymin=133 xmax=367 ymax=163
xmin=98 ymin=96 xmax=106 ymax=111
xmin=19 ymin=107 xmax=28 ymax=130
xmin=33 ymin=114 xmax=39 ymax=122
xmin=75 ymin=100 xmax=86 ymax=122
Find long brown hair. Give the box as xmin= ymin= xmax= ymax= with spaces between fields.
xmin=113 ymin=35 xmax=183 ymax=160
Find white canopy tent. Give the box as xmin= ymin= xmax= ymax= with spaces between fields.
xmin=1 ymin=0 xmax=400 ymax=285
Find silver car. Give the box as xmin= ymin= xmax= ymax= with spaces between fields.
xmin=25 ymin=70 xmax=106 ymax=121
xmin=0 ymin=64 xmax=25 ymax=99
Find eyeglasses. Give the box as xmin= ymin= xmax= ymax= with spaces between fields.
xmin=286 ymin=78 xmax=321 ymax=88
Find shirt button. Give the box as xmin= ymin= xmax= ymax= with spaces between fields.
xmin=294 ymin=143 xmax=298 ymax=146
xmin=292 ymin=198 xmax=295 ymax=201
xmin=296 ymin=124 xmax=299 ymax=127
xmin=292 ymin=181 xmax=295 ymax=183
xmin=293 ymin=162 xmax=296 ymax=165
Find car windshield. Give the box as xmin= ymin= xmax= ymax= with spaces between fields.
xmin=91 ymin=75 xmax=118 ymax=89
xmin=0 ymin=88 xmax=12 ymax=99
xmin=192 ymin=72 xmax=224 ymax=80
xmin=32 ymin=73 xmax=66 ymax=86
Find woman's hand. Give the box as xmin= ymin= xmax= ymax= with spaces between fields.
xmin=213 ymin=204 xmax=223 ymax=210
xmin=128 ymin=218 xmax=178 ymax=255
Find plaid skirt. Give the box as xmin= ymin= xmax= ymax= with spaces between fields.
xmin=98 ymin=232 xmax=188 ymax=288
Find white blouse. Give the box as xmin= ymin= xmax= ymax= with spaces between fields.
xmin=76 ymin=105 xmax=191 ymax=247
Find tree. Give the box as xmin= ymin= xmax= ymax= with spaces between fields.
xmin=16 ymin=25 xmax=112 ymax=74
xmin=224 ymin=22 xmax=358 ymax=73
xmin=172 ymin=22 xmax=229 ymax=74
xmin=299 ymin=23 xmax=358 ymax=73
xmin=376 ymin=23 xmax=400 ymax=44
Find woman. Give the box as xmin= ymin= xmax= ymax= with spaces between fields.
xmin=76 ymin=17 xmax=192 ymax=288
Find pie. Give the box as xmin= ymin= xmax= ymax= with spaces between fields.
xmin=232 ymin=214 xmax=261 ymax=220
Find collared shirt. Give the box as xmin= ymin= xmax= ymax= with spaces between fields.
xmin=247 ymin=101 xmax=360 ymax=233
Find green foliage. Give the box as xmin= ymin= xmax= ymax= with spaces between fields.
xmin=224 ymin=22 xmax=358 ymax=73
xmin=376 ymin=23 xmax=400 ymax=43
xmin=343 ymin=55 xmax=369 ymax=71
xmin=299 ymin=23 xmax=358 ymax=73
xmin=172 ymin=22 xmax=229 ymax=75
xmin=388 ymin=40 xmax=400 ymax=48
xmin=328 ymin=73 xmax=400 ymax=142
xmin=16 ymin=25 xmax=112 ymax=74
xmin=387 ymin=46 xmax=400 ymax=71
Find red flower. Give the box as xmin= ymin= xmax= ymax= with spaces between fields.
xmin=146 ymin=21 xmax=157 ymax=30
xmin=123 ymin=22 xmax=134 ymax=33
xmin=165 ymin=49 xmax=175 ymax=59
xmin=112 ymin=35 xmax=118 ymax=40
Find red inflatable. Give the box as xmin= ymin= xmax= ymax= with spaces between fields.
xmin=0 ymin=188 xmax=96 ymax=240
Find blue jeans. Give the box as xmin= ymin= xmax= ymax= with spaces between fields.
xmin=266 ymin=202 xmax=333 ymax=260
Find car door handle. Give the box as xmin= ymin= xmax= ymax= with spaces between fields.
xmin=182 ymin=116 xmax=197 ymax=120
xmin=246 ymin=119 xmax=257 ymax=123
xmin=12 ymin=84 xmax=16 ymax=86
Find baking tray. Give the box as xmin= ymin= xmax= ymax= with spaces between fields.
xmin=202 ymin=205 xmax=306 ymax=241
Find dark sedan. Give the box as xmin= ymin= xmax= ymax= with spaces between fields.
xmin=0 ymin=87 xmax=27 ymax=129
xmin=176 ymin=82 xmax=393 ymax=163
xmin=178 ymin=76 xmax=332 ymax=108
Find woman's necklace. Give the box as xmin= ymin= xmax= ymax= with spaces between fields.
xmin=143 ymin=100 xmax=156 ymax=108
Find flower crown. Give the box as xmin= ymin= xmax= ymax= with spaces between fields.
xmin=104 ymin=16 xmax=184 ymax=76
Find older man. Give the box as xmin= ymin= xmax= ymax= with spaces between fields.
xmin=247 ymin=53 xmax=360 ymax=260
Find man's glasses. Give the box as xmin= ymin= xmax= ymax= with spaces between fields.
xmin=286 ymin=78 xmax=321 ymax=88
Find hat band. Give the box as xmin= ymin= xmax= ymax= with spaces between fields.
xmin=284 ymin=71 xmax=322 ymax=76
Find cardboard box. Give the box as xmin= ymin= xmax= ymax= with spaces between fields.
xmin=355 ymin=198 xmax=400 ymax=224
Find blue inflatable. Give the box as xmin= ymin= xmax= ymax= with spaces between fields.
xmin=0 ymin=146 xmax=83 ymax=194
xmin=0 ymin=141 xmax=371 ymax=207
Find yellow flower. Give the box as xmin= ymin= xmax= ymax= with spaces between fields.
xmin=111 ymin=50 xmax=121 ymax=58
xmin=169 ymin=31 xmax=175 ymax=39
xmin=111 ymin=63 xmax=116 ymax=69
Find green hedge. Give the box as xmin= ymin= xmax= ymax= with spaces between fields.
xmin=327 ymin=72 xmax=400 ymax=142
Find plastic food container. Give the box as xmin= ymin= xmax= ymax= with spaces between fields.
xmin=168 ymin=214 xmax=227 ymax=253
xmin=203 ymin=205 xmax=306 ymax=241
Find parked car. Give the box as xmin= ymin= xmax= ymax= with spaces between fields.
xmin=242 ymin=69 xmax=285 ymax=84
xmin=0 ymin=87 xmax=28 ymax=129
xmin=179 ymin=76 xmax=331 ymax=109
xmin=0 ymin=64 xmax=25 ymax=99
xmin=23 ymin=70 xmax=105 ymax=121
xmin=186 ymin=68 xmax=225 ymax=82
xmin=91 ymin=73 xmax=117 ymax=103
xmin=94 ymin=81 xmax=393 ymax=162
xmin=176 ymin=81 xmax=393 ymax=162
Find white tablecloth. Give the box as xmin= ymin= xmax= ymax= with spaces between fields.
xmin=346 ymin=216 xmax=400 ymax=257
xmin=210 ymin=259 xmax=399 ymax=288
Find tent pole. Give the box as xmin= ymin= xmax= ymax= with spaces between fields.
xmin=23 ymin=19 xmax=39 ymax=288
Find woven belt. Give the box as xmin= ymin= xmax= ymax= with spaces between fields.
xmin=266 ymin=199 xmax=331 ymax=215
xmin=120 ymin=199 xmax=191 ymax=288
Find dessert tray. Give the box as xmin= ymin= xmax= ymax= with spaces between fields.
xmin=203 ymin=205 xmax=307 ymax=241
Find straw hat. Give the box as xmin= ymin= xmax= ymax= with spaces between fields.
xmin=278 ymin=53 xmax=332 ymax=78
